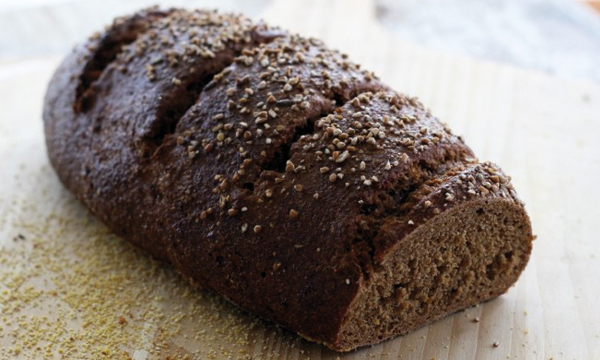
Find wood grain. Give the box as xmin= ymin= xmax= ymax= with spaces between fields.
xmin=1 ymin=0 xmax=599 ymax=359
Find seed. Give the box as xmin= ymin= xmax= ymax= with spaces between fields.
xmin=359 ymin=161 xmax=366 ymax=171
xmin=216 ymin=133 xmax=225 ymax=141
xmin=320 ymin=167 xmax=330 ymax=174
xmin=285 ymin=161 xmax=295 ymax=172
xmin=289 ymin=209 xmax=299 ymax=219
xmin=336 ymin=150 xmax=349 ymax=163
xmin=253 ymin=225 xmax=262 ymax=234
xmin=329 ymin=173 xmax=337 ymax=182
xmin=294 ymin=184 xmax=303 ymax=192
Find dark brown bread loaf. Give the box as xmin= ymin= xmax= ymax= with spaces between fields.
xmin=43 ymin=8 xmax=534 ymax=351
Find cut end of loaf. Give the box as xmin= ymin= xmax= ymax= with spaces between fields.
xmin=328 ymin=198 xmax=533 ymax=351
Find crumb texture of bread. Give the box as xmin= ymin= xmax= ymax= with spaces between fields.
xmin=43 ymin=7 xmax=534 ymax=352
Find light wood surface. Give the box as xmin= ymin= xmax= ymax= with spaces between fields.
xmin=1 ymin=0 xmax=599 ymax=359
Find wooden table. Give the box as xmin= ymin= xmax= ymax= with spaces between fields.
xmin=1 ymin=1 xmax=599 ymax=359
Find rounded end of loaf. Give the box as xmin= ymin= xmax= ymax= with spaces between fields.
xmin=326 ymin=195 xmax=533 ymax=352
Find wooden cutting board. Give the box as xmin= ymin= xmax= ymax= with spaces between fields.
xmin=1 ymin=0 xmax=599 ymax=359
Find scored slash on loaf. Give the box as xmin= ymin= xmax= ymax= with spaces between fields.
xmin=43 ymin=7 xmax=533 ymax=351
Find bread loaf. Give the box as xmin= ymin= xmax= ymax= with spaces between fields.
xmin=43 ymin=8 xmax=534 ymax=351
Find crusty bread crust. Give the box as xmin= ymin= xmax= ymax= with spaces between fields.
xmin=43 ymin=8 xmax=533 ymax=351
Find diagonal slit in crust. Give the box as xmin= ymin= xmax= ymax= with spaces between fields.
xmin=143 ymin=73 xmax=217 ymax=152
xmin=74 ymin=9 xmax=172 ymax=113
xmin=142 ymin=32 xmax=285 ymax=156
xmin=353 ymin=156 xmax=469 ymax=279
xmin=256 ymin=92 xmax=377 ymax=176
